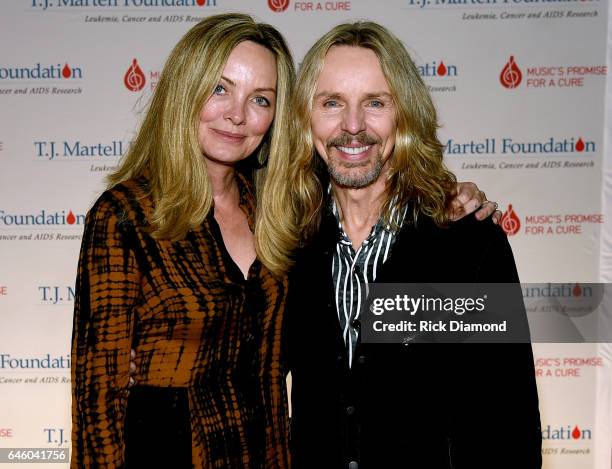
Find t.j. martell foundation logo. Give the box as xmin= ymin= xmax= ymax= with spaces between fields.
xmin=269 ymin=0 xmax=290 ymax=11
xmin=500 ymin=56 xmax=522 ymax=89
xmin=501 ymin=204 xmax=521 ymax=236
xmin=0 ymin=63 xmax=81 ymax=80
xmin=124 ymin=59 xmax=146 ymax=92
xmin=542 ymin=424 xmax=592 ymax=441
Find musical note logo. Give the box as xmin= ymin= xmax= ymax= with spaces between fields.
xmin=124 ymin=59 xmax=146 ymax=92
xmin=500 ymin=204 xmax=521 ymax=236
xmin=268 ymin=0 xmax=290 ymax=12
xmin=500 ymin=56 xmax=522 ymax=89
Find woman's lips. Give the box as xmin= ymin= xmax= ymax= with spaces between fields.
xmin=211 ymin=128 xmax=247 ymax=143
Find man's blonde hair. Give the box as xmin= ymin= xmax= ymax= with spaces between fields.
xmin=273 ymin=21 xmax=456 ymax=258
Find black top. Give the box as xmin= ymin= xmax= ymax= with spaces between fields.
xmin=285 ymin=208 xmax=542 ymax=469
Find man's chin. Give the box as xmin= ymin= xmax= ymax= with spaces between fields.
xmin=329 ymin=168 xmax=382 ymax=189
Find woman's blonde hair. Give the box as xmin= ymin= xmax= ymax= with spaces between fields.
xmin=269 ymin=21 xmax=456 ymax=262
xmin=108 ymin=13 xmax=295 ymax=275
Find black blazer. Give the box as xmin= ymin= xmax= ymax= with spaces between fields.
xmin=286 ymin=210 xmax=542 ymax=469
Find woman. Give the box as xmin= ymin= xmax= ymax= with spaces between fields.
xmin=71 ymin=14 xmax=294 ymax=468
xmin=72 ymin=13 xmax=496 ymax=469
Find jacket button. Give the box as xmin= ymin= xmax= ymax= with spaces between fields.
xmin=336 ymin=354 xmax=344 ymax=364
xmin=351 ymin=319 xmax=360 ymax=329
xmin=348 ymin=461 xmax=359 ymax=469
xmin=357 ymin=355 xmax=366 ymax=365
xmin=346 ymin=405 xmax=356 ymax=416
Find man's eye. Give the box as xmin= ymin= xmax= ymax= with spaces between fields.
xmin=213 ymin=84 xmax=225 ymax=95
xmin=369 ymin=100 xmax=383 ymax=108
xmin=323 ymin=100 xmax=338 ymax=107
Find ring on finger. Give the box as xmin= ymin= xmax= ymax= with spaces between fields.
xmin=481 ymin=200 xmax=498 ymax=211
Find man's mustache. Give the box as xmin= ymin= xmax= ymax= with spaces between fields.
xmin=326 ymin=132 xmax=381 ymax=149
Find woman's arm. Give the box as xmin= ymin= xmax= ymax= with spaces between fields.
xmin=71 ymin=193 xmax=141 ymax=468
xmin=451 ymin=182 xmax=501 ymax=223
xmin=258 ymin=279 xmax=291 ymax=469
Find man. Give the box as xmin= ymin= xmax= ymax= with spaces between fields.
xmin=285 ymin=22 xmax=542 ymax=468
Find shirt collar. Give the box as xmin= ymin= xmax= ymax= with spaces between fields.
xmin=329 ymin=188 xmax=406 ymax=245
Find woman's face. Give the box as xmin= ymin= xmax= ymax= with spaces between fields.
xmin=198 ymin=41 xmax=277 ymax=166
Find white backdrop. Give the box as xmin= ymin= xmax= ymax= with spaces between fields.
xmin=0 ymin=0 xmax=610 ymax=467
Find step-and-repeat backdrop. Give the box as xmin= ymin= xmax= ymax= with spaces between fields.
xmin=0 ymin=0 xmax=611 ymax=467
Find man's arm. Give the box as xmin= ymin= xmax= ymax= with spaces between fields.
xmin=448 ymin=223 xmax=542 ymax=468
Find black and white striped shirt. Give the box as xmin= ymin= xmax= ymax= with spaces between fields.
xmin=331 ymin=199 xmax=408 ymax=366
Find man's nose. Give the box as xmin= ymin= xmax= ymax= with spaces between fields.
xmin=341 ymin=105 xmax=365 ymax=135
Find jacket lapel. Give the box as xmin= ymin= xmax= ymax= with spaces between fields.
xmin=317 ymin=211 xmax=352 ymax=363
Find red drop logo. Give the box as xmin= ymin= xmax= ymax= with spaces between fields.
xmin=572 ymin=283 xmax=582 ymax=297
xmin=500 ymin=56 xmax=522 ymax=89
xmin=268 ymin=0 xmax=290 ymax=12
xmin=575 ymin=137 xmax=585 ymax=152
xmin=66 ymin=210 xmax=76 ymax=225
xmin=572 ymin=425 xmax=581 ymax=439
xmin=437 ymin=61 xmax=447 ymax=76
xmin=62 ymin=63 xmax=72 ymax=79
xmin=196 ymin=0 xmax=205 ymax=5
xmin=500 ymin=204 xmax=521 ymax=236
xmin=124 ymin=59 xmax=146 ymax=92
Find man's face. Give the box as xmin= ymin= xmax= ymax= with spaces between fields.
xmin=311 ymin=46 xmax=397 ymax=189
